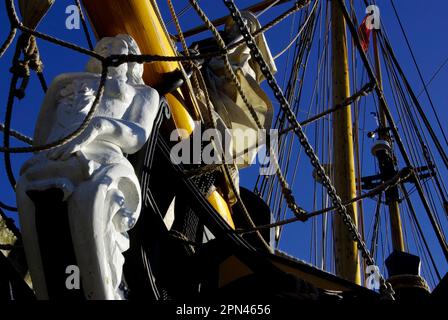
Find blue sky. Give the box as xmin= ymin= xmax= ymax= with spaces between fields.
xmin=0 ymin=0 xmax=447 ymax=288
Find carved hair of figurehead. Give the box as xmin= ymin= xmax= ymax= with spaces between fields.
xmin=85 ymin=34 xmax=144 ymax=85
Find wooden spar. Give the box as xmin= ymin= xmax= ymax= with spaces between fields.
xmin=373 ymin=31 xmax=405 ymax=252
xmin=81 ymin=0 xmax=235 ymax=229
xmin=331 ymin=0 xmax=361 ymax=284
xmin=179 ymin=0 xmax=294 ymax=39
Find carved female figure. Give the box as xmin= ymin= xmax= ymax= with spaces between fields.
xmin=16 ymin=35 xmax=159 ymax=299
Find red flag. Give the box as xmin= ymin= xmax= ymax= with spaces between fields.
xmin=358 ymin=15 xmax=372 ymax=52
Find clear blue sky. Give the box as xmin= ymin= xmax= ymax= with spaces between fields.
xmin=0 ymin=0 xmax=446 ymax=288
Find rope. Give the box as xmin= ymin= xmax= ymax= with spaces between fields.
xmin=74 ymin=0 xmax=94 ymax=51
xmin=188 ymin=0 xmax=307 ymax=223
xmin=223 ymin=0 xmax=398 ymax=298
xmin=256 ymin=0 xmax=281 ymax=18
xmin=0 ymin=67 xmax=107 ymax=154
xmin=175 ymin=0 xmax=304 ymax=42
xmin=401 ymin=184 xmax=442 ymax=281
xmin=188 ymin=0 xmax=262 ymax=127
xmin=377 ymin=24 xmax=448 ymax=171
xmin=380 ymin=30 xmax=446 ymax=249
xmin=0 ymin=0 xmax=440 ymax=296
xmin=416 ymin=54 xmax=448 ymax=98
xmin=370 ymin=193 xmax=382 ymax=259
xmin=187 ymin=0 xmax=272 ymax=251
xmin=390 ymin=0 xmax=448 ymax=148
xmin=236 ymin=167 xmax=412 ymax=234
xmin=4 ymin=0 xmax=225 ymax=67
xmin=36 ymin=71 xmax=47 ymax=92
xmin=2 ymin=34 xmax=37 ymax=189
xmin=0 ymin=123 xmax=33 ymax=145
xmin=227 ymin=0 xmax=311 ymax=53
xmin=273 ymin=0 xmax=318 ymax=60
xmin=166 ymin=2 xmax=196 ymax=27
xmin=4 ymin=71 xmax=20 ymax=188
xmin=279 ymin=81 xmax=375 ymax=134
xmin=167 ymin=0 xmax=203 ymax=114
xmin=337 ymin=0 xmax=447 ymax=263
xmin=0 ymin=28 xmax=16 ymax=58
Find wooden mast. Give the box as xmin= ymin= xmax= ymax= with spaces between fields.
xmin=331 ymin=0 xmax=361 ymax=284
xmin=372 ymin=31 xmax=405 ymax=252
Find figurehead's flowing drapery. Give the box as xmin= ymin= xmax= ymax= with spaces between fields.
xmin=204 ymin=11 xmax=277 ymax=167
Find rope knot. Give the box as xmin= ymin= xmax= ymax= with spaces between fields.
xmin=9 ymin=61 xmax=29 ymax=78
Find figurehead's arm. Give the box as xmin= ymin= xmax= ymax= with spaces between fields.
xmin=46 ymin=85 xmax=160 ymax=160
xmin=33 ymin=73 xmax=99 ymax=148
xmin=92 ymin=85 xmax=160 ymax=154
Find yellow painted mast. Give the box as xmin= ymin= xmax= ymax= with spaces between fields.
xmin=331 ymin=0 xmax=361 ymax=284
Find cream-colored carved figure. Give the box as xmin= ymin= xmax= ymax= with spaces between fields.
xmin=201 ymin=11 xmax=276 ymax=204
xmin=204 ymin=11 xmax=276 ymax=167
xmin=16 ymin=35 xmax=160 ymax=300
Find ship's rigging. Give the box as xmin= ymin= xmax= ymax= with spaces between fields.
xmin=0 ymin=0 xmax=447 ymax=300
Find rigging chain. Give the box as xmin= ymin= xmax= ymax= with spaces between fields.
xmin=344 ymin=0 xmax=448 ymax=261
xmin=0 ymin=0 xmax=309 ymax=242
xmin=169 ymin=0 xmax=271 ymax=250
xmin=188 ymin=0 xmax=311 ymax=223
xmin=188 ymin=0 xmax=290 ymax=250
xmin=237 ymin=167 xmax=412 ymax=233
xmin=0 ymin=0 xmax=310 ymax=154
xmin=0 ymin=0 xmax=217 ymax=154
xmin=222 ymin=0 xmax=394 ymax=298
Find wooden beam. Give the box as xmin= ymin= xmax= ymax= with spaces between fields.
xmin=331 ymin=0 xmax=361 ymax=285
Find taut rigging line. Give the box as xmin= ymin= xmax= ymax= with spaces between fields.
xmin=389 ymin=0 xmax=448 ymax=148
xmin=237 ymin=168 xmax=412 ymax=233
xmin=339 ymin=0 xmax=448 ymax=261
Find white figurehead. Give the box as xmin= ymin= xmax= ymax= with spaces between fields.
xmin=16 ymin=35 xmax=160 ymax=299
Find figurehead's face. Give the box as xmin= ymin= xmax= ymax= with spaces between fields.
xmin=86 ymin=37 xmax=129 ymax=78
